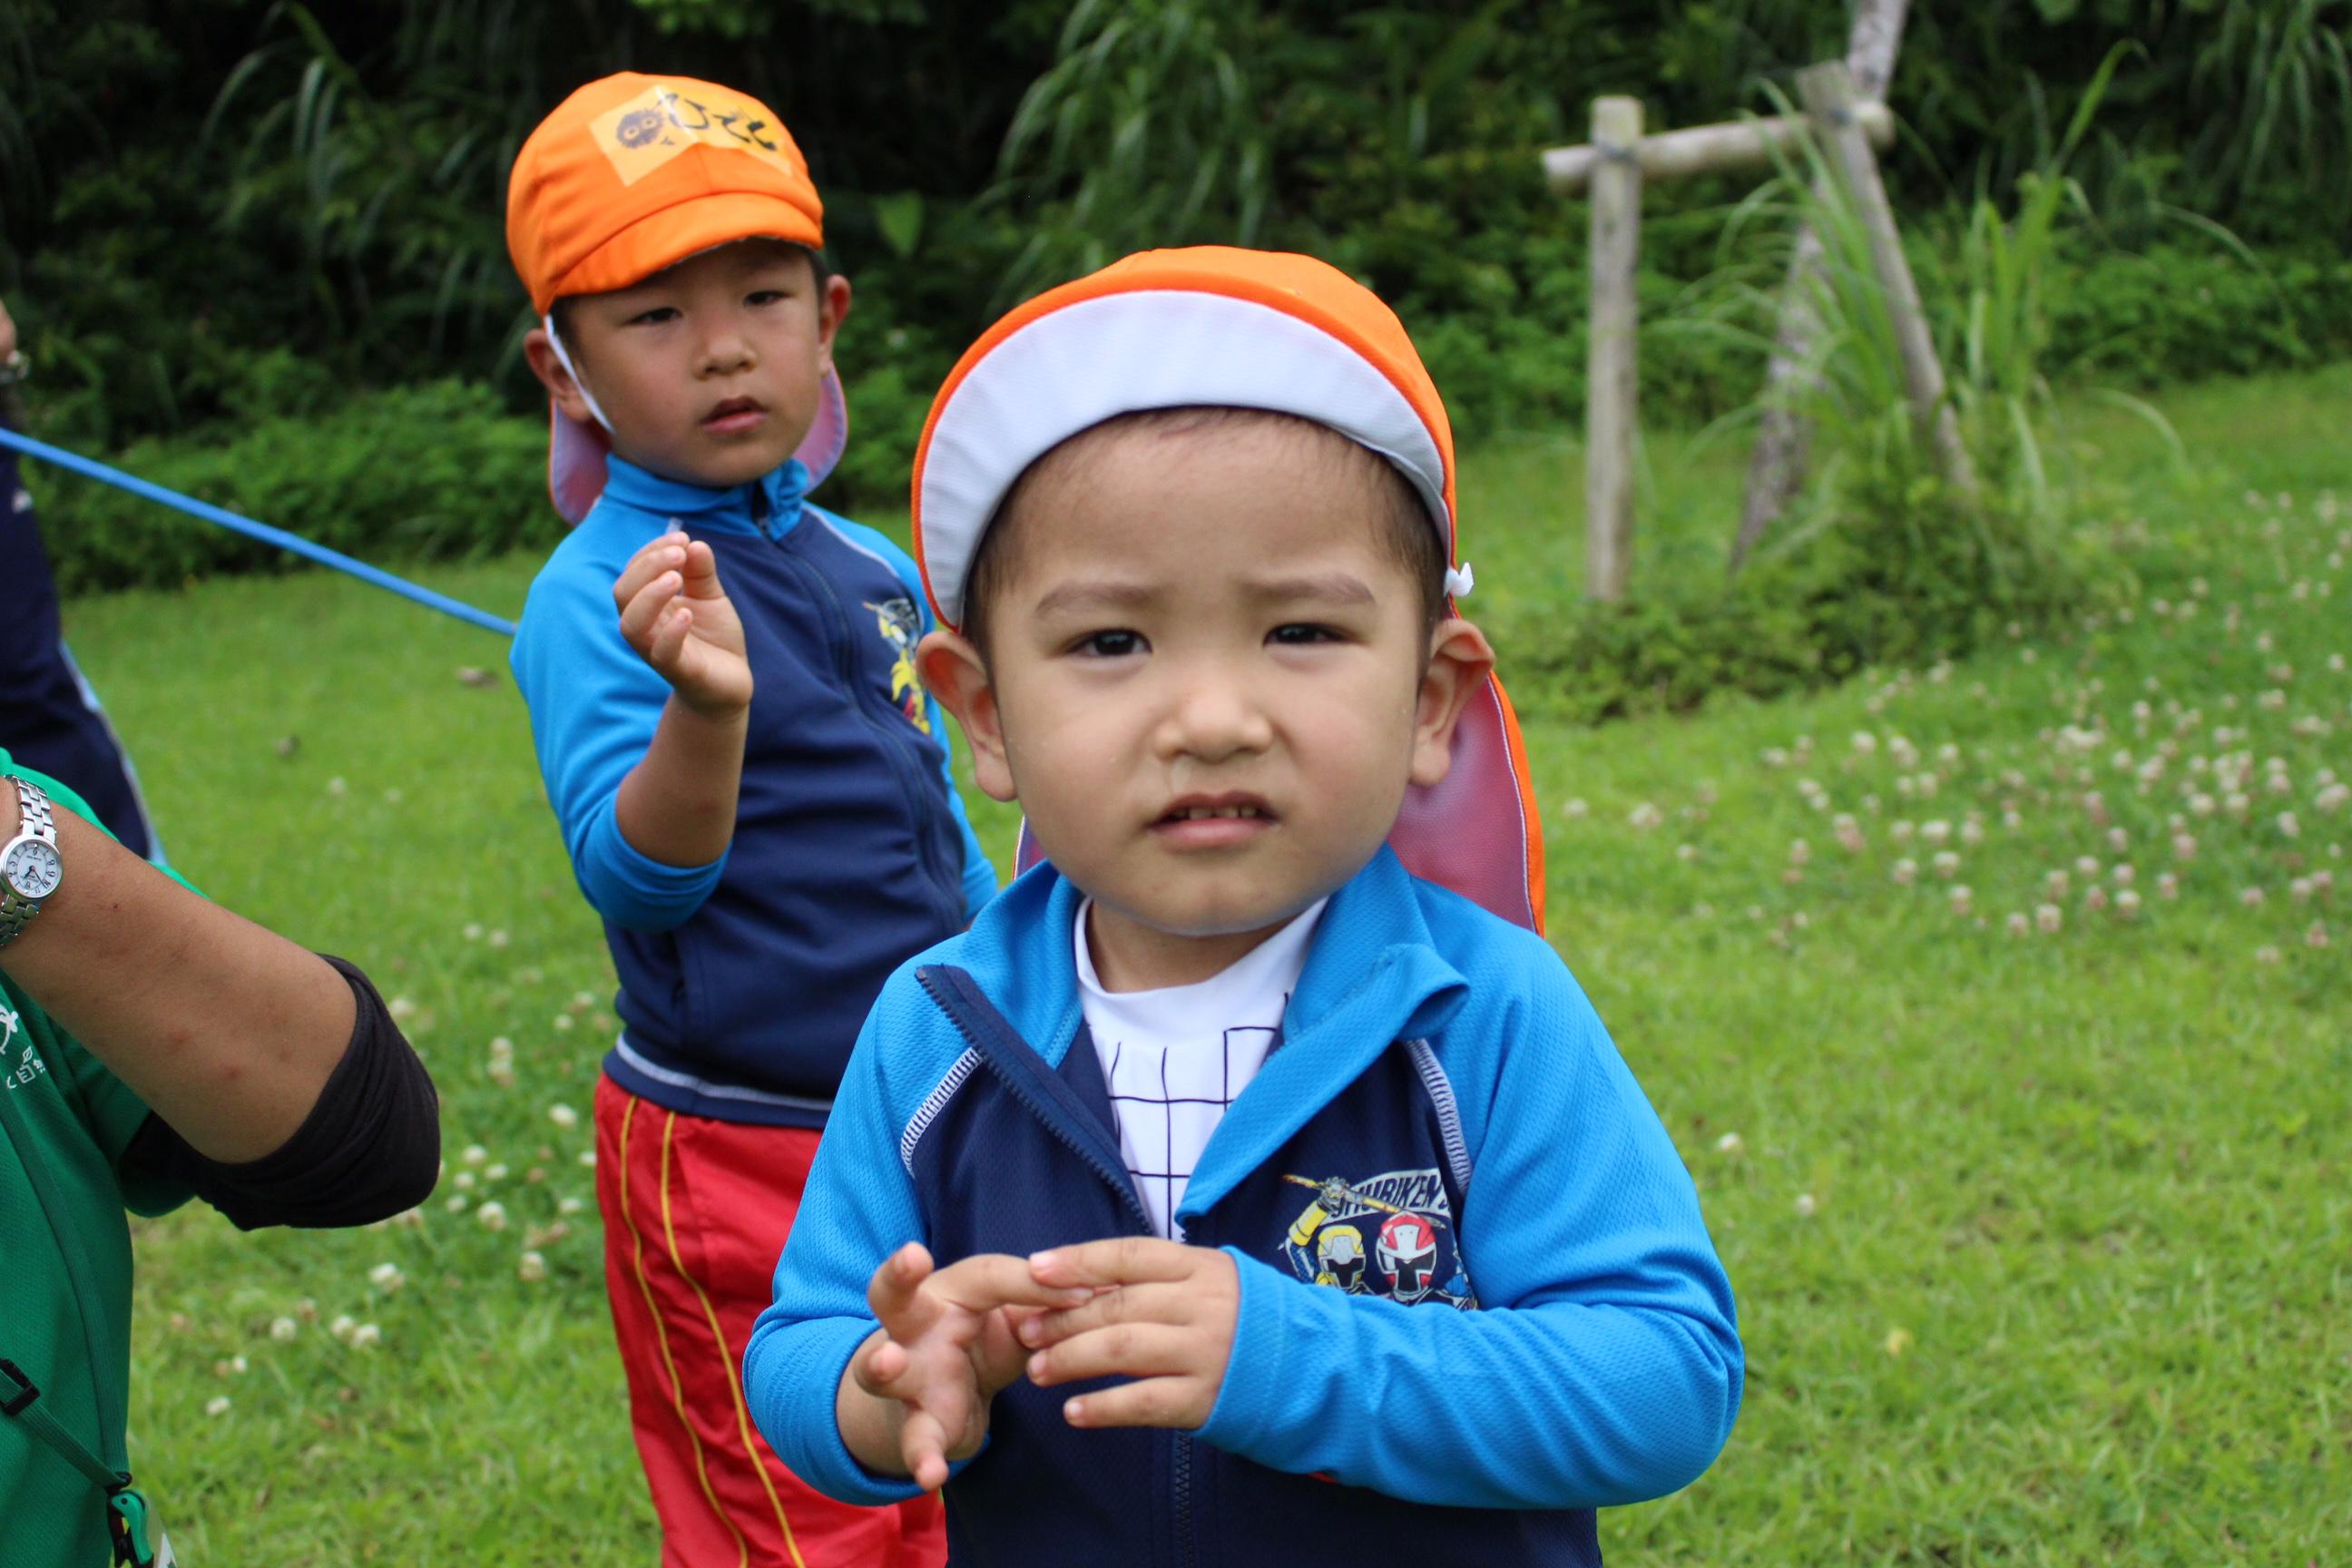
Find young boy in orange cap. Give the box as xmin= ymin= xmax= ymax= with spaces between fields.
xmin=505 ymin=73 xmax=993 ymax=1567
xmin=743 ymin=246 xmax=1741 ymax=1565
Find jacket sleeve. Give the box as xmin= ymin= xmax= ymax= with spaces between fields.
xmin=511 ymin=550 xmax=726 ymax=932
xmin=850 ymin=519 xmax=1001 ymax=921
xmin=1194 ymin=963 xmax=1742 ymax=1509
xmin=742 ymin=982 xmax=941 ymax=1505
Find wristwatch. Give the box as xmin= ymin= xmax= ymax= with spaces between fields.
xmin=0 ymin=775 xmax=63 ymax=949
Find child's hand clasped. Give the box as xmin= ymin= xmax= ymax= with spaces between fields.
xmin=1020 ymin=1239 xmax=1240 ymax=1431
xmin=613 ymin=528 xmax=751 ymax=716
xmin=848 ymin=1243 xmax=1090 ymax=1490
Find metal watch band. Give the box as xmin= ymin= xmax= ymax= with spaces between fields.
xmin=0 ymin=775 xmax=58 ymax=949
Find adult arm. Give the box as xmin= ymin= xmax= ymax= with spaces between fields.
xmin=119 ymin=954 xmax=439 ymax=1228
xmin=0 ymin=779 xmax=436 ymax=1189
xmin=1192 ymin=964 xmax=1743 ymax=1509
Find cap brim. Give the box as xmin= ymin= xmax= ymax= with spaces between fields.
xmin=1017 ymin=671 xmax=1544 ymax=934
xmin=545 ymin=368 xmax=849 ymax=526
xmin=539 ymin=191 xmax=823 ymax=314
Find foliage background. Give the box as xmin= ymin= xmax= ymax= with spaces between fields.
xmin=5 ymin=0 xmax=2351 ymax=500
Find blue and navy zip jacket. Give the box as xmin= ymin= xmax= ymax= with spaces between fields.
xmin=745 ymin=847 xmax=1742 ymax=1565
xmin=511 ymin=453 xmax=997 ymax=1128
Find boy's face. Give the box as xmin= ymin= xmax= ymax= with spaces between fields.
xmin=529 ymin=239 xmax=850 ymax=490
xmin=922 ymin=417 xmax=1493 ymax=983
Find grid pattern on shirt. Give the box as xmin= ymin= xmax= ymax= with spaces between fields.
xmin=1102 ymin=1020 xmax=1281 ymax=1240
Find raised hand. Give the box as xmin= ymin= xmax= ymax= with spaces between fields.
xmin=1019 ymin=1238 xmax=1240 ymax=1431
xmin=613 ymin=528 xmax=751 ymax=717
xmin=845 ymin=1243 xmax=1091 ymax=1490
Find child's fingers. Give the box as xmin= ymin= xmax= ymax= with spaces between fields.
xmin=898 ymin=1407 xmax=955 ymax=1493
xmin=618 ymin=572 xmax=684 ymax=649
xmin=1016 ymin=1280 xmax=1191 ymax=1348
xmin=612 ymin=536 xmax=689 ymax=611
xmin=644 ymin=603 xmax=694 ymax=675
xmin=930 ymin=1253 xmax=1095 ymax=1314
xmin=677 ymin=540 xmax=730 ymax=602
xmin=867 ymin=1242 xmax=938 ymax=1338
xmin=1057 ymin=1375 xmax=1208 ymax=1432
xmin=1024 ymin=1322 xmax=1197 ymax=1388
xmin=1027 ymin=1238 xmax=1197 ymax=1290
xmin=852 ymin=1334 xmax=911 ymax=1397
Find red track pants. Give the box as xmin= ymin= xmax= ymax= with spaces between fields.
xmin=596 ymin=1075 xmax=947 ymax=1567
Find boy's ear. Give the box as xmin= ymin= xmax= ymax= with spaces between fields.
xmin=523 ymin=326 xmax=595 ymax=426
xmin=816 ymin=274 xmax=853 ymax=377
xmin=1408 ymin=618 xmax=1498 ymax=789
xmin=917 ymin=628 xmax=1016 ymax=803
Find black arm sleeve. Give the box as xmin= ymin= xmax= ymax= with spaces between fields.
xmin=121 ymin=955 xmax=442 ymax=1230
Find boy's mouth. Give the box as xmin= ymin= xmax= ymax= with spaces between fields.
xmin=701 ymin=396 xmax=768 ymax=435
xmin=1152 ymin=793 xmax=1276 ymax=848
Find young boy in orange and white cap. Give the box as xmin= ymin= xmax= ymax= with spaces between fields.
xmin=743 ymin=247 xmax=1742 ymax=1565
xmin=505 ymin=74 xmax=993 ymax=1567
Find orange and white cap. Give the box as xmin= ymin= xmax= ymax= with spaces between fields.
xmin=911 ymin=246 xmax=1544 ymax=932
xmin=506 ymin=73 xmax=848 ymax=524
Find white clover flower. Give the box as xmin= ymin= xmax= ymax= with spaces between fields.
xmin=2115 ymin=889 xmax=2141 ymax=920
xmin=2045 ymin=871 xmax=2071 ymax=898
xmin=270 ymin=1317 xmax=299 ymax=1342
xmin=462 ymin=1144 xmax=488 ymax=1167
xmin=2112 ymin=864 xmax=2135 ymax=887
xmin=558 ymin=1195 xmax=586 ymax=1216
xmin=350 ymin=1324 xmax=382 ymax=1351
xmin=1922 ymin=820 xmax=1952 ymax=847
xmin=329 ymin=1315 xmax=358 ymax=1345
xmin=1949 ymin=886 xmax=1973 ymax=915
xmin=1561 ymin=798 xmax=1591 ymax=818
xmin=2006 ymin=912 xmax=2031 ymax=936
xmin=1627 ymin=802 xmax=1663 ymax=831
xmin=1892 ymin=858 xmax=1918 ymax=887
xmin=446 ymin=1194 xmax=470 ymax=1213
xmin=2157 ymin=873 xmax=2180 ymax=900
xmin=1932 ymin=851 xmax=1961 ymax=879
xmin=2255 ymin=945 xmax=2283 ymax=965
xmin=1852 ymin=731 xmax=1878 ymax=755
xmin=2083 ymin=887 xmax=2111 ymax=914
xmin=518 ymin=1251 xmax=550 ymax=1283
xmin=2278 ymin=812 xmax=2303 ymax=838
xmin=368 ymin=1262 xmax=404 ymax=1293
xmin=453 ymin=1171 xmax=476 ymax=1192
xmin=205 ymin=1396 xmax=232 ymax=1417
xmin=1794 ymin=1193 xmax=1818 ymax=1218
xmin=2307 ymin=921 xmax=2330 ymax=950
xmin=578 ymin=1150 xmax=598 ymax=1169
xmin=2107 ymin=828 xmax=2130 ymax=853
xmin=1715 ymin=1132 xmax=1744 ymax=1155
xmin=2035 ymin=904 xmax=2063 ymax=934
xmin=487 ymin=930 xmax=510 ymax=949
xmin=2074 ymin=856 xmax=2102 ymax=878
xmin=2291 ymin=877 xmax=2315 ymax=902
xmin=485 ymin=1163 xmax=509 ymax=1183
xmin=2241 ymin=887 xmax=2267 ymax=907
xmin=388 ymin=996 xmax=417 ymax=1023
xmin=547 ymin=1103 xmax=581 ymax=1132
xmin=477 ymin=1201 xmax=509 ymax=1232
xmin=462 ymin=922 xmax=484 ymax=942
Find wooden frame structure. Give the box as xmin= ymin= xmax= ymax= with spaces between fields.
xmin=1542 ymin=61 xmax=1966 ymax=601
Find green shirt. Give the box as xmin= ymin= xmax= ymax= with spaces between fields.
xmin=0 ymin=750 xmax=193 ymax=1566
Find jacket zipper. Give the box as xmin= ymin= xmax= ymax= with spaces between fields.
xmin=914 ymin=968 xmax=1156 ymax=1235
xmin=769 ymin=532 xmax=965 ymax=933
xmin=916 ymin=966 xmax=1202 ymax=1566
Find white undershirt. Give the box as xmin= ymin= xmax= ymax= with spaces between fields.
xmin=1075 ymin=898 xmax=1328 ymax=1240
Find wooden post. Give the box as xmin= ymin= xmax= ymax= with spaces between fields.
xmin=1795 ymin=61 xmax=1976 ymax=500
xmin=1584 ymin=95 xmax=1642 ymax=603
xmin=1732 ymin=0 xmax=1913 ymax=573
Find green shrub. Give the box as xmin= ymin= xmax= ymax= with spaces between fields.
xmin=38 ymin=380 xmax=554 ymax=596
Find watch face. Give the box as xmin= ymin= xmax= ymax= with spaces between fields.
xmin=4 ymin=838 xmax=61 ymax=900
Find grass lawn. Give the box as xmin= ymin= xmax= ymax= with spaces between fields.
xmin=52 ymin=364 xmax=2351 ymax=1563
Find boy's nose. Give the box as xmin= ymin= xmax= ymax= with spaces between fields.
xmin=698 ymin=328 xmax=756 ymax=376
xmin=1156 ymin=677 xmax=1274 ymax=764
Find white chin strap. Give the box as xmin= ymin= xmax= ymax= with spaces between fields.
xmin=543 ymin=314 xmax=614 ymax=432
xmin=1445 ymin=562 xmax=1475 ymax=601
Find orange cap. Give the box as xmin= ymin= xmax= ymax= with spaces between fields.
xmin=506 ymin=73 xmax=823 ymax=317
xmin=913 ymin=246 xmax=1544 ymax=932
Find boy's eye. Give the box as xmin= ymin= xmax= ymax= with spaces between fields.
xmin=626 ymin=306 xmax=681 ymax=327
xmin=1269 ymin=623 xmax=1342 ymax=646
xmin=745 ymin=289 xmax=787 ymax=307
xmin=1073 ymin=630 xmax=1145 ymax=659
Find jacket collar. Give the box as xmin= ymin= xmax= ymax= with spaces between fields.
xmin=599 ymin=452 xmax=812 ymax=539
xmin=956 ymin=846 xmax=1469 ymax=1222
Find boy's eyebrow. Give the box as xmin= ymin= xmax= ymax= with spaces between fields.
xmin=1028 ymin=579 xmax=1161 ymax=619
xmin=1244 ymin=572 xmax=1378 ymax=608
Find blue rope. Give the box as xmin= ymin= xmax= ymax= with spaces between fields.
xmin=0 ymin=426 xmax=518 ymax=637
